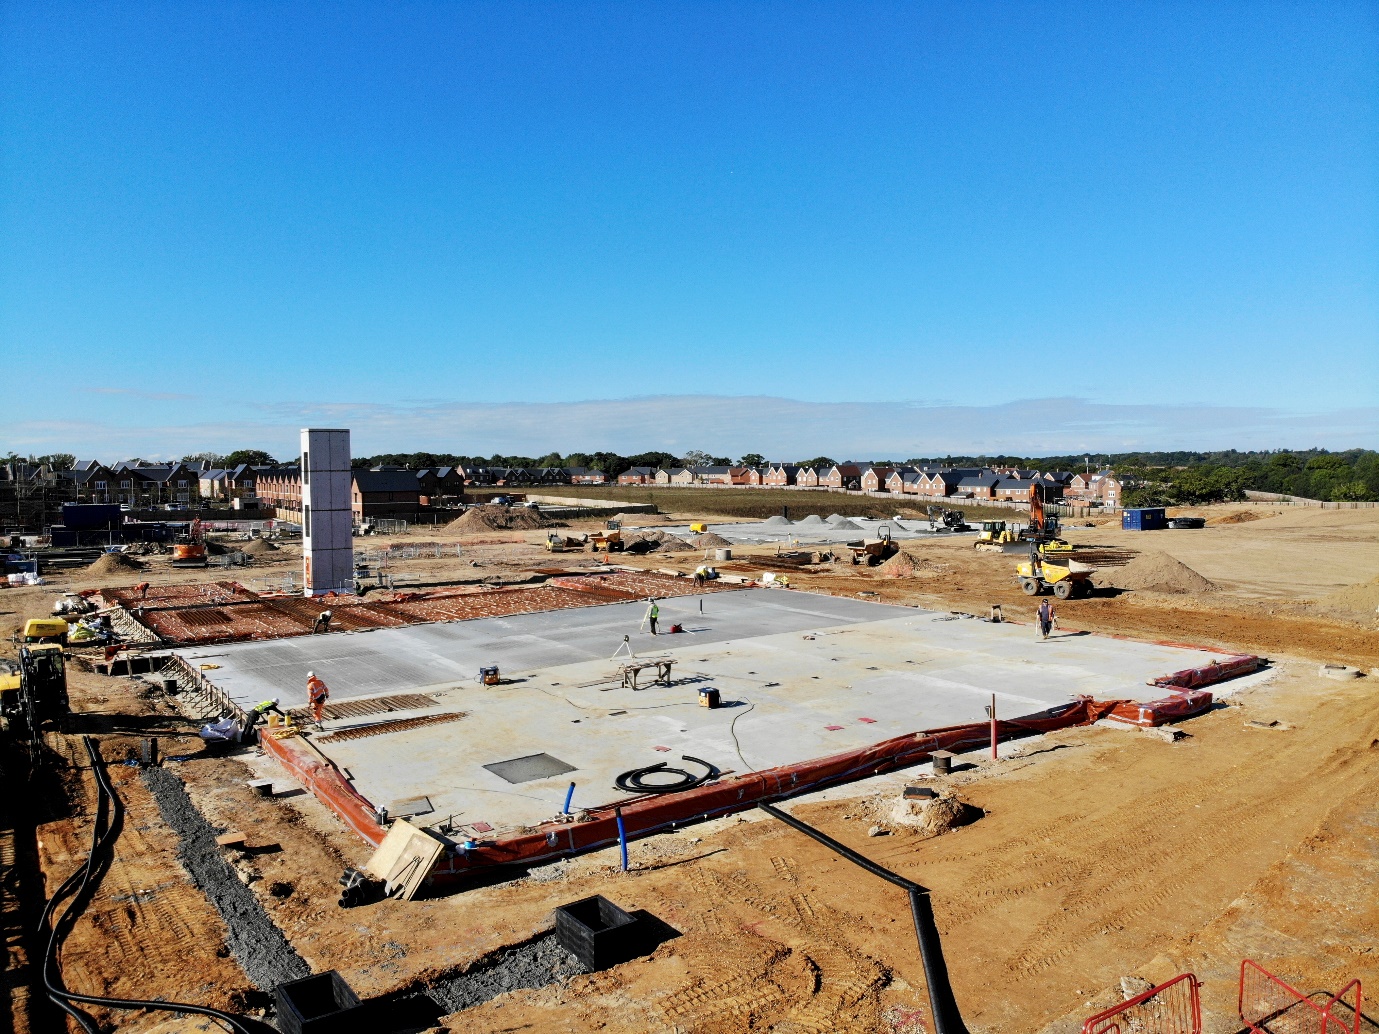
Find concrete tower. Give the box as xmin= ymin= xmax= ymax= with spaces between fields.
xmin=300 ymin=428 xmax=353 ymax=597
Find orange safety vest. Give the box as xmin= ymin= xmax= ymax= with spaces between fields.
xmin=307 ymin=676 xmax=329 ymax=702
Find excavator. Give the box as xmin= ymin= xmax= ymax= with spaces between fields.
xmin=1026 ymin=486 xmax=1071 ymax=554
xmin=171 ymin=517 xmax=208 ymax=567
xmin=926 ymin=506 xmax=969 ymax=532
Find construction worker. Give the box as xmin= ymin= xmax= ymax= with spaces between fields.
xmin=306 ymin=670 xmax=330 ymax=723
xmin=240 ymin=698 xmax=284 ymax=740
xmin=135 ymin=581 xmax=151 ymax=600
xmin=1036 ymin=598 xmax=1055 ymax=641
xmin=313 ymin=608 xmax=333 ymax=634
xmin=693 ymin=565 xmax=707 ymax=588
xmin=646 ymin=599 xmax=660 ymax=635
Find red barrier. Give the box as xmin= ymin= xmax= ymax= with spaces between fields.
xmin=259 ymin=732 xmax=388 ymax=846
xmin=1152 ymin=654 xmax=1259 ymax=690
xmin=1107 ymin=690 xmax=1215 ymax=728
xmin=1239 ymin=959 xmax=1362 ymax=1034
xmin=1082 ymin=973 xmax=1201 ymax=1034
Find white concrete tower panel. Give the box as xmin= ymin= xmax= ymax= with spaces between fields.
xmin=300 ymin=428 xmax=354 ymax=596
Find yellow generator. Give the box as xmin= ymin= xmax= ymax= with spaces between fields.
xmin=690 ymin=522 xmax=708 ymax=534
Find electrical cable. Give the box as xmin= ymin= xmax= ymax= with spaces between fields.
xmin=613 ymin=755 xmax=717 ymax=794
xmin=729 ymin=697 xmax=756 ymax=771
xmin=40 ymin=736 xmax=260 ymax=1034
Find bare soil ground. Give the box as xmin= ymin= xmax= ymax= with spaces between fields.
xmin=5 ymin=503 xmax=1378 ymax=1033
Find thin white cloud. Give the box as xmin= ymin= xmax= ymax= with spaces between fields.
xmin=3 ymin=396 xmax=1375 ymax=460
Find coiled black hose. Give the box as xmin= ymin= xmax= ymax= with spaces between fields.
xmin=614 ymin=755 xmax=717 ymax=794
xmin=40 ymin=737 xmax=260 ymax=1033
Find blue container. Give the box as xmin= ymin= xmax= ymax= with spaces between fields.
xmin=61 ymin=503 xmax=121 ymax=530
xmin=1121 ymin=508 xmax=1167 ymax=531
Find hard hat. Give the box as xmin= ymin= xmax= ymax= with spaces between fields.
xmin=307 ymin=671 xmax=315 ymax=678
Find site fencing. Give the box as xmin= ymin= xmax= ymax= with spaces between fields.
xmin=1239 ymin=960 xmax=1362 ymax=1034
xmin=1082 ymin=973 xmax=1201 ymax=1034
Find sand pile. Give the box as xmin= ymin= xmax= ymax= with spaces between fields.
xmin=1318 ymin=576 xmax=1379 ymax=619
xmin=1110 ymin=551 xmax=1218 ymax=594
xmin=762 ymin=515 xmax=792 ymax=527
xmin=830 ymin=519 xmax=862 ymax=531
xmin=879 ymin=551 xmax=947 ymax=579
xmin=88 ymin=552 xmax=144 ymax=575
xmin=691 ymin=532 xmax=732 ymax=548
xmin=656 ymin=535 xmax=695 ymax=552
xmin=826 ymin=514 xmax=848 ymax=524
xmin=1207 ymin=510 xmax=1272 ymax=525
xmin=888 ymin=793 xmax=982 ymax=838
xmin=447 ymin=506 xmax=557 ymax=532
xmin=797 ymin=514 xmax=826 ymax=525
xmin=239 ymin=538 xmax=280 ymax=555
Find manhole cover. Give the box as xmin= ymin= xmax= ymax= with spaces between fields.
xmin=484 ymin=753 xmax=577 ymax=784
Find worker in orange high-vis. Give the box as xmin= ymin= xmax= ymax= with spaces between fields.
xmin=306 ymin=670 xmax=330 ymax=723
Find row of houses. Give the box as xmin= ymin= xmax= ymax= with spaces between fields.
xmin=57 ymin=460 xmax=206 ymax=507
xmin=618 ymin=463 xmax=1122 ymax=505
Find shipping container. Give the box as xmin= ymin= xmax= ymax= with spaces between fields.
xmin=1121 ymin=507 xmax=1167 ymax=531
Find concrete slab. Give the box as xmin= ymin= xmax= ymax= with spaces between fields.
xmin=656 ymin=517 xmax=979 ymax=546
xmin=181 ymin=591 xmax=1268 ymax=835
xmin=174 ymin=589 xmax=912 ymax=708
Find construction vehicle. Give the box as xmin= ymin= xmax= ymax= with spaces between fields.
xmin=974 ymin=520 xmax=1023 ymax=553
xmin=23 ymin=618 xmax=69 ymax=646
xmin=171 ymin=518 xmax=208 ymax=567
xmin=1026 ymin=485 xmax=1071 ymax=553
xmin=926 ymin=506 xmax=969 ymax=532
xmin=588 ymin=526 xmax=624 ymax=552
xmin=1 ymin=643 xmax=69 ymax=741
xmin=545 ymin=532 xmax=587 ymax=552
xmin=1016 ymin=546 xmax=1095 ymax=599
xmin=850 ymin=524 xmax=900 ymax=566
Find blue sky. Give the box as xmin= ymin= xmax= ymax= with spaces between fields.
xmin=2 ymin=2 xmax=1375 ymax=459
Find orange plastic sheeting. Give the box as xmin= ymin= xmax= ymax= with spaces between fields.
xmin=1151 ymin=654 xmax=1259 ymax=690
xmin=259 ymin=732 xmax=388 ymax=846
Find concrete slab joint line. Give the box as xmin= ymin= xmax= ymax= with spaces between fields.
xmin=141 ymin=766 xmax=309 ymax=991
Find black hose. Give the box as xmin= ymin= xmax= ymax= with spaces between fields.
xmin=758 ymin=802 xmax=968 ymax=1034
xmin=614 ymin=755 xmax=717 ymax=794
xmin=40 ymin=736 xmax=261 ymax=1034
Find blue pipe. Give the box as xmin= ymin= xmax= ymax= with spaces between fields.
xmin=615 ymin=807 xmax=629 ymax=871
xmin=563 ymin=782 xmax=576 ymax=814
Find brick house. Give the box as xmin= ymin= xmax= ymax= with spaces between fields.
xmin=957 ymin=473 xmax=1002 ymax=499
xmin=821 ymin=464 xmax=862 ymax=490
xmin=618 ymin=467 xmax=658 ymax=485
xmin=351 ymin=469 xmax=422 ymax=520
xmin=764 ymin=464 xmax=800 ymax=486
xmin=795 ymin=466 xmax=821 ymax=488
xmin=860 ymin=466 xmax=896 ymax=492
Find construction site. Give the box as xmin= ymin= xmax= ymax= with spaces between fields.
xmin=2 ymin=445 xmax=1377 ymax=1034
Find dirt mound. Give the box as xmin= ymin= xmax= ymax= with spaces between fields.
xmin=830 ymin=519 xmax=862 ymax=532
xmin=447 ymin=506 xmax=558 ymax=533
xmin=1207 ymin=510 xmax=1273 ymax=525
xmin=691 ymin=533 xmax=732 ymax=549
xmin=879 ymin=550 xmax=948 ymax=579
xmin=628 ymin=530 xmax=695 ymax=552
xmin=87 ymin=552 xmax=145 ymax=575
xmin=887 ymin=793 xmax=982 ymax=838
xmin=826 ymin=514 xmax=848 ymax=524
xmin=1110 ymin=551 xmax=1218 ymax=594
xmin=1318 ymin=576 xmax=1379 ymax=618
xmin=238 ymin=538 xmax=280 ymax=554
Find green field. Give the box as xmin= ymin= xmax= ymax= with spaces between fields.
xmin=467 ymin=484 xmax=1016 ymax=522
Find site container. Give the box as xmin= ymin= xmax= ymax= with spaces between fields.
xmin=1121 ymin=507 xmax=1167 ymax=531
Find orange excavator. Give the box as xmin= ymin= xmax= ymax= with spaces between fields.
xmin=171 ymin=518 xmax=208 ymax=567
xmin=1026 ymin=485 xmax=1070 ymax=553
